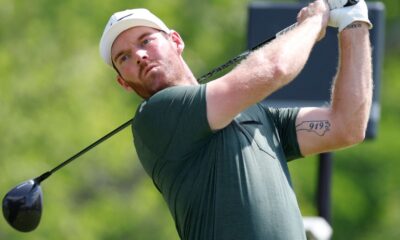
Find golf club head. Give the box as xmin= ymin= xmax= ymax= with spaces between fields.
xmin=2 ymin=179 xmax=43 ymax=232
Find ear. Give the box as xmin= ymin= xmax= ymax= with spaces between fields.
xmin=116 ymin=75 xmax=134 ymax=92
xmin=169 ymin=30 xmax=185 ymax=54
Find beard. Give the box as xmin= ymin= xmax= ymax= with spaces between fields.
xmin=124 ymin=51 xmax=192 ymax=99
xmin=144 ymin=56 xmax=183 ymax=95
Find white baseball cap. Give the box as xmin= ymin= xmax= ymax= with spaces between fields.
xmin=99 ymin=8 xmax=170 ymax=66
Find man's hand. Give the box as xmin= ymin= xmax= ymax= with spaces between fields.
xmin=328 ymin=0 xmax=373 ymax=31
xmin=297 ymin=0 xmax=330 ymax=41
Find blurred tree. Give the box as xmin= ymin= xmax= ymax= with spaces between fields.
xmin=0 ymin=0 xmax=399 ymax=239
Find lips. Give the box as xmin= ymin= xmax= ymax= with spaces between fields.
xmin=141 ymin=63 xmax=157 ymax=78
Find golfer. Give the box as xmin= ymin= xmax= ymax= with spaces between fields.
xmin=99 ymin=0 xmax=372 ymax=239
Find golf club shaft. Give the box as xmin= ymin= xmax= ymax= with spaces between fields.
xmin=33 ymin=26 xmax=287 ymax=184
xmin=34 ymin=21 xmax=294 ymax=184
xmin=34 ymin=0 xmax=359 ymax=184
xmin=35 ymin=118 xmax=133 ymax=183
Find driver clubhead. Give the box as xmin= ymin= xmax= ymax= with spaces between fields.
xmin=2 ymin=179 xmax=43 ymax=232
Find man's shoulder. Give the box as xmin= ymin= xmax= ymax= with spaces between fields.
xmin=133 ymin=84 xmax=207 ymax=127
xmin=152 ymin=84 xmax=203 ymax=100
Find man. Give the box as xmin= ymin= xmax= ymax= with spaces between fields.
xmin=99 ymin=0 xmax=372 ymax=239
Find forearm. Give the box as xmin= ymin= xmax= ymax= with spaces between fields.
xmin=244 ymin=17 xmax=321 ymax=88
xmin=330 ymin=22 xmax=372 ymax=141
xmin=206 ymin=0 xmax=329 ymax=130
xmin=227 ymin=16 xmax=324 ymax=104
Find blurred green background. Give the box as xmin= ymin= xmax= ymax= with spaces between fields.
xmin=0 ymin=0 xmax=398 ymax=239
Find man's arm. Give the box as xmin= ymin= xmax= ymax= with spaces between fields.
xmin=206 ymin=0 xmax=329 ymax=130
xmin=296 ymin=22 xmax=372 ymax=156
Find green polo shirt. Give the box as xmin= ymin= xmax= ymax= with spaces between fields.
xmin=132 ymin=84 xmax=306 ymax=240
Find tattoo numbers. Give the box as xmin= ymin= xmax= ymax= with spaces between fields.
xmin=296 ymin=120 xmax=331 ymax=136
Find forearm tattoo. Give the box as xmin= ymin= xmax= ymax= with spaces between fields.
xmin=296 ymin=120 xmax=331 ymax=136
xmin=345 ymin=22 xmax=363 ymax=30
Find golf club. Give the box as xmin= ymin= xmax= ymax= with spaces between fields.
xmin=2 ymin=0 xmax=359 ymax=233
xmin=2 ymin=118 xmax=132 ymax=232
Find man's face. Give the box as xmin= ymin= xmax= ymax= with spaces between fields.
xmin=111 ymin=27 xmax=183 ymax=98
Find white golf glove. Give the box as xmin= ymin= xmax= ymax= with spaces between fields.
xmin=328 ymin=0 xmax=373 ymax=32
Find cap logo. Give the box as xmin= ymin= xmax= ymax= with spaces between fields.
xmin=110 ymin=13 xmax=134 ymax=27
xmin=117 ymin=13 xmax=134 ymax=22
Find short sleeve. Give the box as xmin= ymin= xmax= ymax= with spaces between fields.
xmin=265 ymin=107 xmax=303 ymax=161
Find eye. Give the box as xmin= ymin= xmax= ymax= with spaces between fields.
xmin=141 ymin=38 xmax=152 ymax=46
xmin=118 ymin=53 xmax=131 ymax=64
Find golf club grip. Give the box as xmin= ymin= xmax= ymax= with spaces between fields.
xmin=274 ymin=0 xmax=360 ymax=36
xmin=197 ymin=0 xmax=359 ymax=83
xmin=343 ymin=0 xmax=360 ymax=7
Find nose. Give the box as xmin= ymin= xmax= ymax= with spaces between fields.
xmin=135 ymin=49 xmax=148 ymax=65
